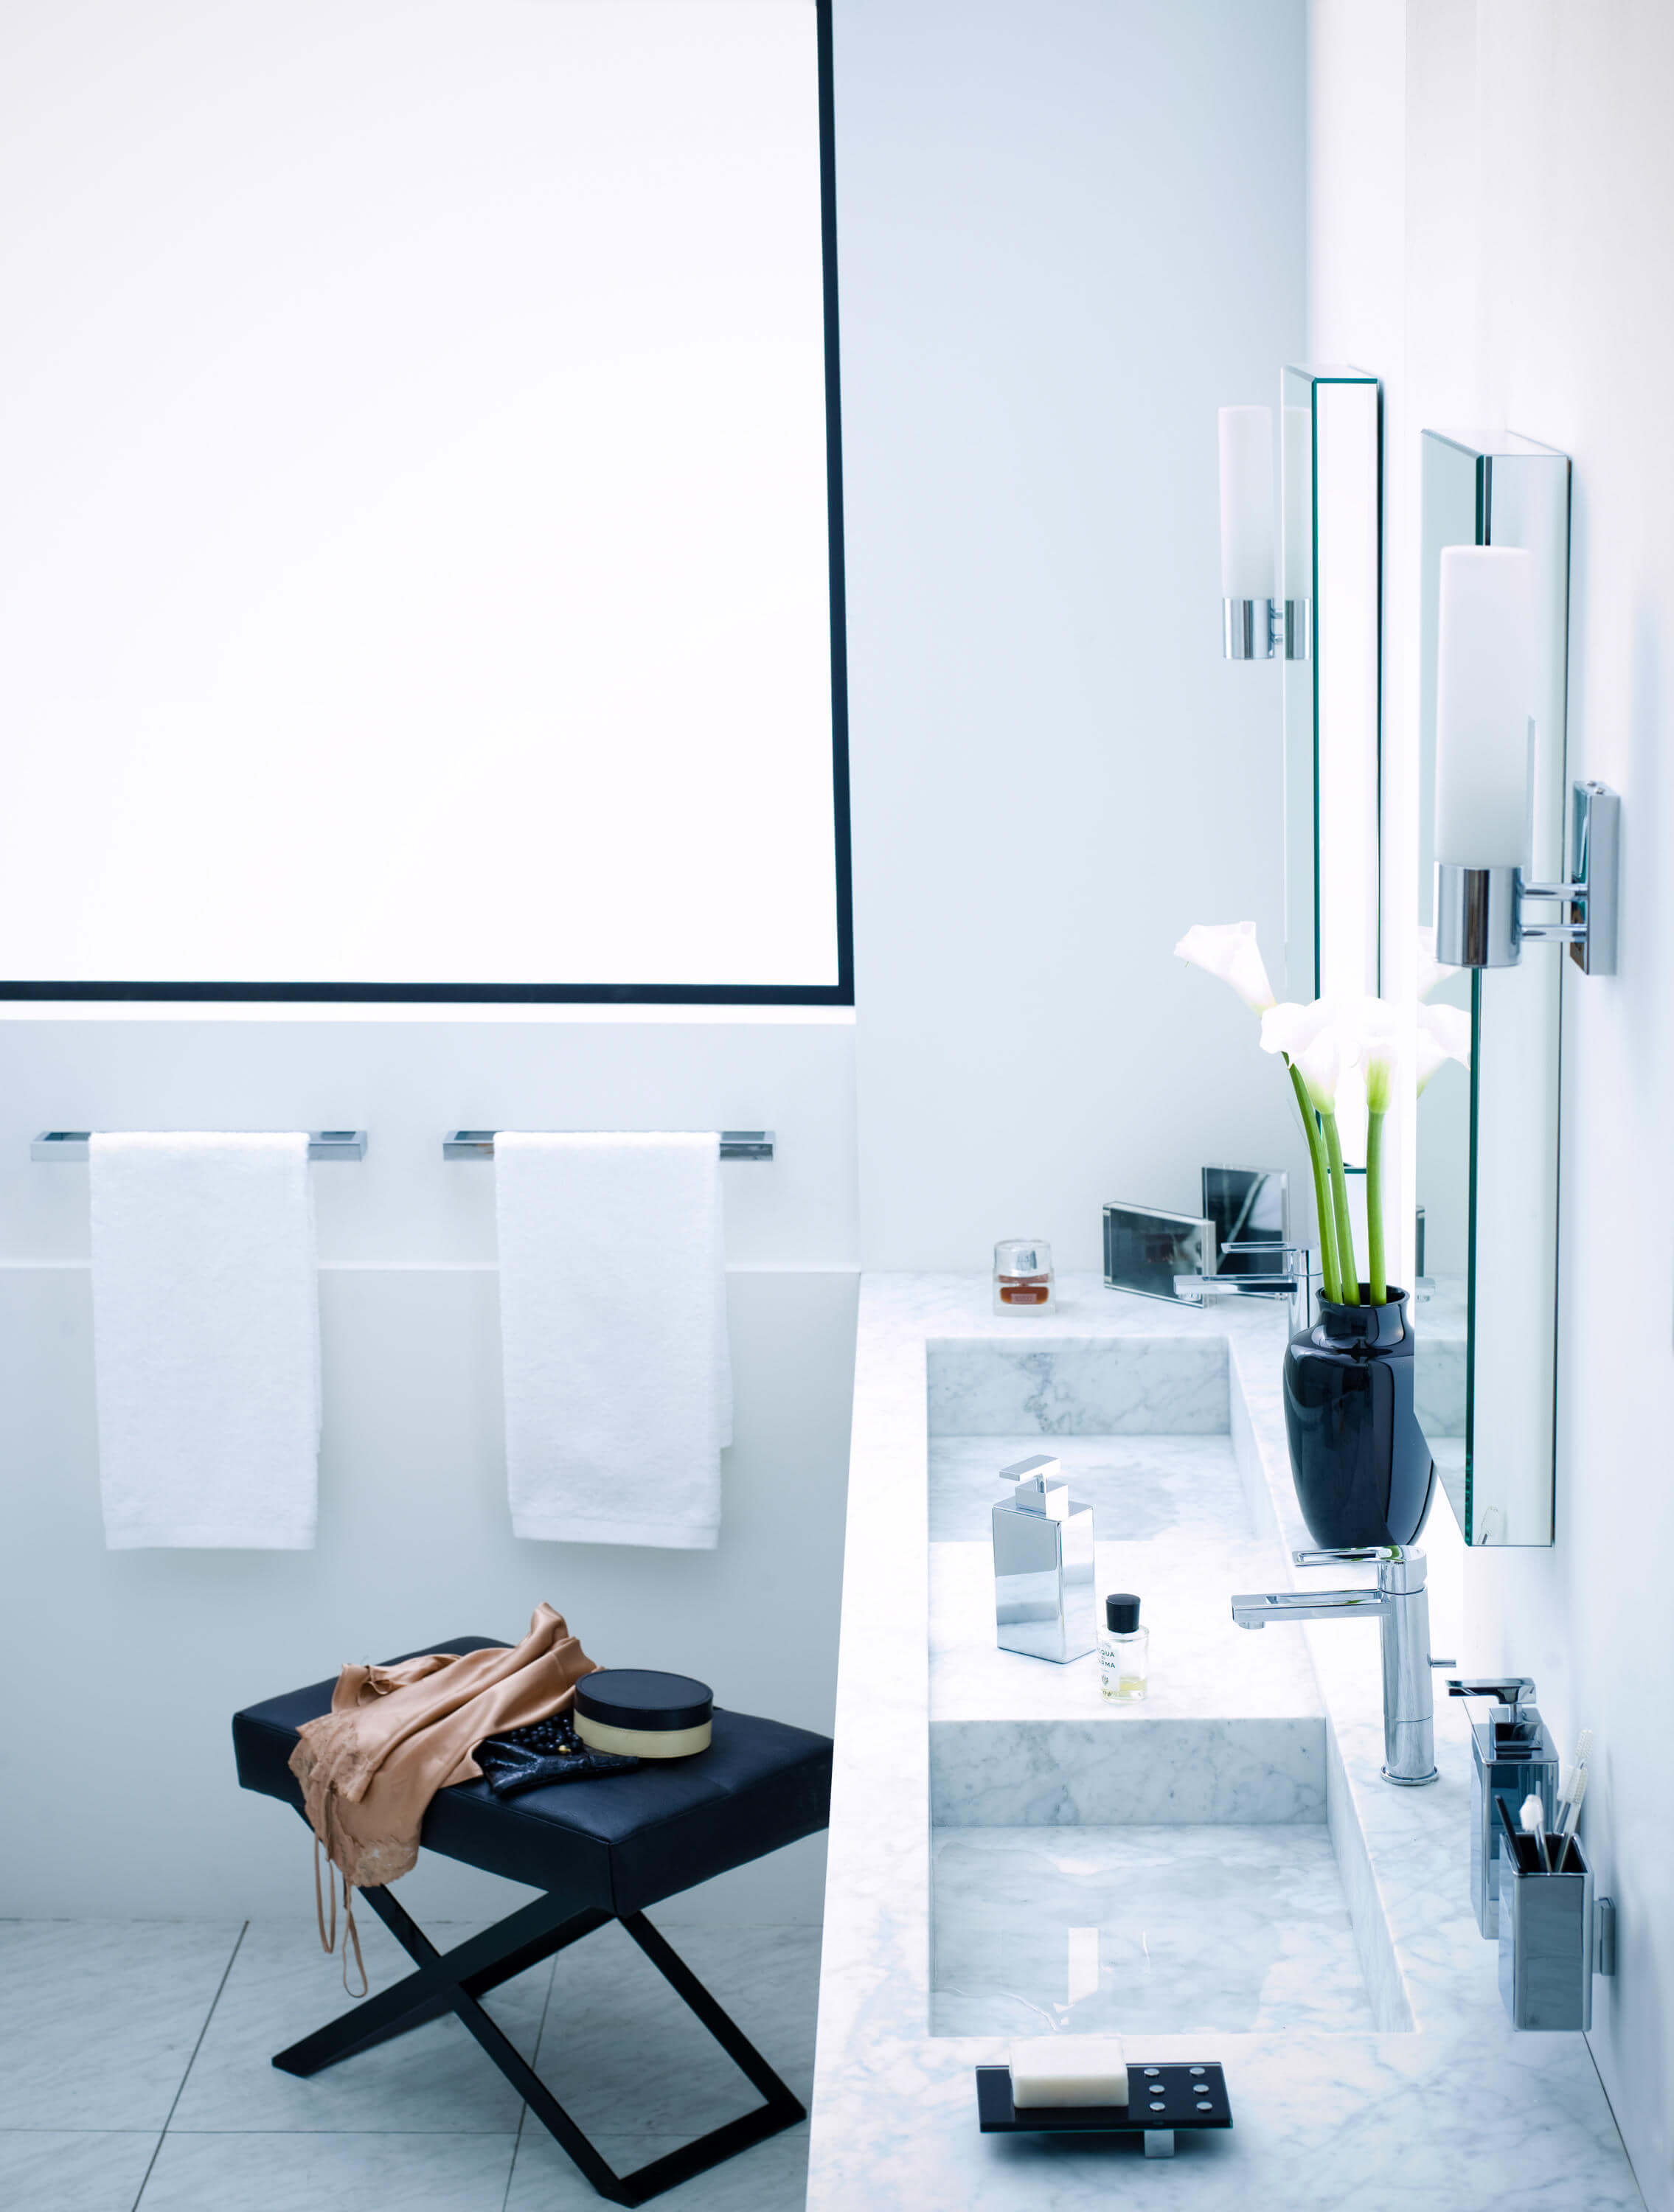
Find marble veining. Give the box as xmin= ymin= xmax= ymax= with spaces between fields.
xmin=931 ymin=1825 xmax=1375 ymax=2035
xmin=929 ymin=1430 xmax=1246 ymax=1542
xmin=931 ymin=1717 xmax=1325 ymax=1826
xmin=808 ymin=1274 xmax=1645 ymax=2211
xmin=926 ymin=1334 xmax=1229 ymax=1437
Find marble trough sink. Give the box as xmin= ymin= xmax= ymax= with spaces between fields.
xmin=926 ymin=1335 xmax=1393 ymax=2040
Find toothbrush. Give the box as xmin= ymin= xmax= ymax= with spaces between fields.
xmin=1521 ymin=1793 xmax=1551 ymax=1872
xmin=1557 ymin=1729 xmax=1594 ymax=1832
xmin=1556 ymin=1763 xmax=1590 ymax=1869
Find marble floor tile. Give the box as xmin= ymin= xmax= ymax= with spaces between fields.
xmin=0 ymin=2129 xmax=162 ymax=2212
xmin=135 ymin=2129 xmax=518 ymax=2211
xmin=169 ymin=1917 xmax=552 ymax=2135
xmin=931 ymin=1825 xmax=1374 ymax=2035
xmin=526 ymin=1921 xmax=822 ymax=2143
xmin=0 ymin=1921 xmax=243 ymax=2129
xmin=504 ymin=2123 xmax=810 ymax=2211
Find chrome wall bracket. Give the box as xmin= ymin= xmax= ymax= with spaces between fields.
xmin=1222 ymin=597 xmax=1308 ymax=661
xmin=1596 ymin=1895 xmax=1617 ymax=1978
xmin=1433 ymin=780 xmax=1619 ymax=975
xmin=31 ymin=1129 xmax=367 ymax=1161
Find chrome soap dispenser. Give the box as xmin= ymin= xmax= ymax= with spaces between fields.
xmin=1448 ymin=1677 xmax=1560 ymax=1936
xmin=992 ymin=1454 xmax=1096 ymax=1663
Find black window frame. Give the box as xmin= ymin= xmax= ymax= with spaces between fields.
xmin=2 ymin=0 xmax=852 ymax=1009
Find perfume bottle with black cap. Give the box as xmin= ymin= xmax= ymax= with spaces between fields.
xmin=1098 ymin=1593 xmax=1147 ymax=1703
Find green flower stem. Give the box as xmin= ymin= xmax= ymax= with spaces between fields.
xmin=1322 ymin=1110 xmax=1360 ymax=1305
xmin=1285 ymin=1058 xmax=1339 ymax=1304
xmin=1366 ymin=1107 xmax=1387 ymax=1307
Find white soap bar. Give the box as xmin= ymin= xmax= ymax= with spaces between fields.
xmin=1009 ymin=2037 xmax=1128 ymax=2109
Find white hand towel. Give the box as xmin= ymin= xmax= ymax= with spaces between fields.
xmin=495 ymin=1132 xmax=732 ymax=1549
xmin=90 ymin=1133 xmax=322 ymax=1549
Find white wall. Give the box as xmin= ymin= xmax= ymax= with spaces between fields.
xmin=0 ymin=1013 xmax=858 ymax=1924
xmin=1310 ymin=5 xmax=1674 ymax=2202
xmin=835 ymin=0 xmax=1310 ymax=1270
xmin=0 ymin=0 xmax=1312 ymax=1949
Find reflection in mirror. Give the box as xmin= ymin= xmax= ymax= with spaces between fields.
xmin=1281 ymin=368 xmax=1380 ymax=1006
xmin=1416 ymin=431 xmax=1571 ymax=1545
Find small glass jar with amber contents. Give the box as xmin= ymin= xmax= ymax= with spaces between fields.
xmin=993 ymin=1239 xmax=1055 ymax=1315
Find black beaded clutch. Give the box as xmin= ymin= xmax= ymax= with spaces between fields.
xmin=475 ymin=1711 xmax=640 ymax=1798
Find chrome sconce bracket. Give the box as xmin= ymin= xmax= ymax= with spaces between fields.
xmin=1433 ymin=780 xmax=1619 ymax=976
xmin=1222 ymin=597 xmax=1308 ymax=661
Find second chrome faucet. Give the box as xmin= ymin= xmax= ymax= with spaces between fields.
xmin=1232 ymin=1545 xmax=1454 ymax=1786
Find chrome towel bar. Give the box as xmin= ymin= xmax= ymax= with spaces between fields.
xmin=31 ymin=1130 xmax=369 ymax=1162
xmin=443 ymin=1130 xmax=774 ymax=1163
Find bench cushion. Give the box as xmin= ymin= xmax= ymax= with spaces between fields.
xmin=233 ymin=1638 xmax=833 ymax=1916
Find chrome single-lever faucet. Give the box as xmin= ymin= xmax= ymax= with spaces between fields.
xmin=1173 ymin=1242 xmax=1317 ymax=1334
xmin=1232 ymin=1546 xmax=1454 ymax=1786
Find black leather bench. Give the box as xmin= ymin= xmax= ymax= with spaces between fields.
xmin=235 ymin=1636 xmax=833 ymax=2208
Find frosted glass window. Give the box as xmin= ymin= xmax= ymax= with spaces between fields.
xmin=0 ymin=0 xmax=849 ymax=1001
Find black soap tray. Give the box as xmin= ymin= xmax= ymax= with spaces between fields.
xmin=976 ymin=2062 xmax=1232 ymax=2135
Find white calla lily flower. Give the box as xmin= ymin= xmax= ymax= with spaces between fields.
xmin=1173 ymin=920 xmax=1276 ymax=1015
xmin=1260 ymin=998 xmax=1346 ymax=1113
xmin=1416 ymin=1000 xmax=1471 ymax=1093
xmin=1337 ymin=994 xmax=1404 ymax=1116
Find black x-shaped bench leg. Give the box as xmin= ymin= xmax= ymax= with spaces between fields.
xmin=272 ymin=1883 xmax=807 ymax=2206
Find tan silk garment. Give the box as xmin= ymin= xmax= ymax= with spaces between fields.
xmin=288 ymin=1603 xmax=598 ymax=1888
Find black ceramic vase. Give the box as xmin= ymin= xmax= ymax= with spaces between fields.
xmin=1282 ymin=1287 xmax=1436 ymax=1550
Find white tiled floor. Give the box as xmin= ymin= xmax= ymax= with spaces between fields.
xmin=0 ymin=1916 xmax=820 ymax=2212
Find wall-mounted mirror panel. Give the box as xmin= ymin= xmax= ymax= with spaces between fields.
xmin=1416 ymin=430 xmax=1571 ymax=1546
xmin=1281 ymin=366 xmax=1381 ymax=1004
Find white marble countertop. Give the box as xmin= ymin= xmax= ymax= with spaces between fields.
xmin=806 ymin=1273 xmax=1642 ymax=2210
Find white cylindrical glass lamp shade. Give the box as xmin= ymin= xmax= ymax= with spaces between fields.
xmin=1282 ymin=406 xmax=1312 ymax=599
xmin=1434 ymin=546 xmax=1535 ymax=869
xmin=1218 ymin=405 xmax=1275 ymax=599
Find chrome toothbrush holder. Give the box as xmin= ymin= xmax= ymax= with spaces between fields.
xmin=1448 ymin=1677 xmax=1559 ymax=1938
xmin=1496 ymin=1799 xmax=1613 ymax=2031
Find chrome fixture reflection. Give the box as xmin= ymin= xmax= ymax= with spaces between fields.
xmin=1434 ymin=779 xmax=1619 ymax=975
xmin=1106 ymin=1171 xmax=1314 ymax=1330
xmin=1178 ymin=1165 xmax=1313 ymax=1328
xmin=1173 ymin=1245 xmax=1316 ymax=1335
xmin=1232 ymin=1546 xmax=1454 ymax=1787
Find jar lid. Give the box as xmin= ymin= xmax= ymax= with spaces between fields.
xmin=575 ymin=1669 xmax=714 ymax=1732
xmin=1105 ymin=1593 xmax=1141 ymax=1633
xmin=995 ymin=1239 xmax=1051 ymax=1276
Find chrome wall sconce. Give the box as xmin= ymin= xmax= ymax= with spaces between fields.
xmin=1218 ymin=405 xmax=1308 ymax=661
xmin=1431 ymin=546 xmax=1619 ymax=976
xmin=1434 ymin=781 xmax=1619 ymax=974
